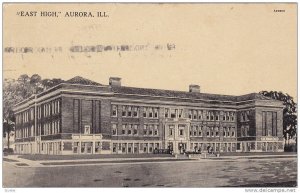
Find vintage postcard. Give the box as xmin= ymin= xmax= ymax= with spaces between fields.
xmin=2 ymin=2 xmax=298 ymax=190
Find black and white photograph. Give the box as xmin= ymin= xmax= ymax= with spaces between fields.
xmin=2 ymin=2 xmax=298 ymax=191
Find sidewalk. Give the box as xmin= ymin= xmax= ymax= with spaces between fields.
xmin=3 ymin=155 xmax=43 ymax=167
xmin=4 ymin=154 xmax=179 ymax=168
xmin=3 ymin=153 xmax=297 ymax=168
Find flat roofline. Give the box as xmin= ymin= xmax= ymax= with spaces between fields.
xmin=14 ymin=82 xmax=109 ymax=108
xmin=13 ymin=82 xmax=279 ymax=109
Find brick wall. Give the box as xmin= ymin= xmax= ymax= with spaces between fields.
xmin=62 ymin=96 xmax=105 ymax=134
xmin=100 ymin=98 xmax=112 ymax=138
xmin=61 ymin=96 xmax=75 ymax=133
xmin=256 ymin=106 xmax=283 ymax=139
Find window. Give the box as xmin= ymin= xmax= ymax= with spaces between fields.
xmin=84 ymin=125 xmax=90 ymax=134
xmin=54 ymin=121 xmax=57 ymax=134
xmin=128 ymin=144 xmax=132 ymax=153
xmin=154 ymin=125 xmax=158 ymax=136
xmin=154 ymin=108 xmax=158 ymax=118
xmin=241 ymin=126 xmax=249 ymax=137
xmin=55 ymin=101 xmax=58 ymax=114
xmin=198 ymin=111 xmax=202 ymax=120
xmin=57 ymin=100 xmax=60 ymax=113
xmin=207 ymin=131 xmax=210 ymax=137
xmin=122 ymin=106 xmax=126 ymax=117
xmin=52 ymin=101 xmax=55 ymax=114
xmin=127 ymin=107 xmax=132 ymax=117
xmin=193 ymin=126 xmax=197 ymax=136
xmin=178 ymin=125 xmax=185 ymax=136
xmin=112 ymin=105 xmax=117 ymax=117
xmin=170 ymin=109 xmax=176 ymax=118
xmin=210 ymin=112 xmax=214 ymax=120
xmin=30 ymin=108 xmax=34 ymax=120
xmin=149 ymin=129 xmax=153 ymax=135
xmin=122 ymin=143 xmax=126 ymax=153
xmin=237 ymin=143 xmax=241 ymax=150
xmin=149 ymin=125 xmax=153 ymax=135
xmin=179 ymin=129 xmax=184 ymax=136
xmin=122 ymin=125 xmax=126 ymax=135
xmin=57 ymin=120 xmax=60 ymax=133
xmin=148 ymin=108 xmax=153 ymax=118
xmin=48 ymin=104 xmax=51 ymax=116
xmin=149 ymin=143 xmax=153 ymax=153
xmin=216 ymin=115 xmax=219 ymax=121
xmin=164 ymin=108 xmax=169 ymax=118
xmin=155 ymin=143 xmax=159 ymax=150
xmin=241 ymin=113 xmax=246 ymax=122
xmin=199 ymin=127 xmax=202 ymax=137
xmin=133 ymin=107 xmax=138 ymax=117
xmin=169 ymin=125 xmax=174 ymax=136
xmin=241 ymin=126 xmax=245 ymax=137
xmin=232 ymin=131 xmax=235 ymax=137
xmin=133 ymin=125 xmax=138 ymax=135
xmin=193 ymin=110 xmax=197 ymax=120
xmin=113 ymin=143 xmax=117 ymax=153
xmin=178 ymin=109 xmax=183 ymax=118
xmin=111 ymin=124 xmax=117 ymax=135
xmin=188 ymin=110 xmax=192 ymax=119
xmin=143 ymin=125 xmax=148 ymax=135
xmin=223 ymin=115 xmax=226 ymax=121
xmin=52 ymin=122 xmax=55 ymax=134
xmin=246 ymin=126 xmax=249 ymax=137
xmin=231 ymin=113 xmax=235 ymax=121
xmin=272 ymin=112 xmax=277 ymax=136
xmin=262 ymin=111 xmax=267 ymax=136
xmin=128 ymin=125 xmax=133 ymax=135
xmin=143 ymin=107 xmax=147 ymax=118
xmin=215 ymin=127 xmax=219 ymax=137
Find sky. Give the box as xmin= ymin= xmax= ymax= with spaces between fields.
xmin=3 ymin=3 xmax=297 ymax=100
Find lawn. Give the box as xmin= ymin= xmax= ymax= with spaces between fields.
xmin=18 ymin=153 xmax=174 ymax=161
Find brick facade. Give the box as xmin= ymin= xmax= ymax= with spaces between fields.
xmin=13 ymin=76 xmax=285 ymax=155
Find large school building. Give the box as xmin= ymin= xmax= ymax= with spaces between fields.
xmin=13 ymin=76 xmax=285 ymax=155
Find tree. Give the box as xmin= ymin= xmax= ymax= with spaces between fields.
xmin=3 ymin=74 xmax=65 ymax=150
xmin=259 ymin=91 xmax=297 ymax=149
xmin=3 ymin=112 xmax=15 ymax=150
xmin=30 ymin=74 xmax=43 ymax=94
xmin=42 ymin=78 xmax=64 ymax=90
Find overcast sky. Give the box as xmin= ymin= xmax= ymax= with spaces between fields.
xmin=3 ymin=3 xmax=297 ymax=100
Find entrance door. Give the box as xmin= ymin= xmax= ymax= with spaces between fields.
xmin=178 ymin=143 xmax=186 ymax=154
xmin=81 ymin=142 xmax=93 ymax=154
xmin=168 ymin=142 xmax=174 ymax=153
xmin=242 ymin=142 xmax=250 ymax=152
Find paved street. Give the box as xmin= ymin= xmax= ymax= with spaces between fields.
xmin=3 ymin=156 xmax=297 ymax=187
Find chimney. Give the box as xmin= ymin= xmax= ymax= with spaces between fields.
xmin=109 ymin=77 xmax=121 ymax=87
xmin=189 ymin=84 xmax=200 ymax=93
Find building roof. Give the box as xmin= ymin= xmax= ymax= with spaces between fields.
xmin=66 ymin=76 xmax=103 ymax=86
xmin=110 ymin=86 xmax=272 ymax=102
xmin=14 ymin=76 xmax=275 ymax=109
xmin=66 ymin=76 xmax=274 ymax=102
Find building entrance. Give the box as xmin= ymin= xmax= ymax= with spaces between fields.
xmin=178 ymin=142 xmax=187 ymax=154
xmin=81 ymin=142 xmax=92 ymax=154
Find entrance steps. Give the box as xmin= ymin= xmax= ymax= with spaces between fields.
xmin=174 ymin=154 xmax=190 ymax=160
